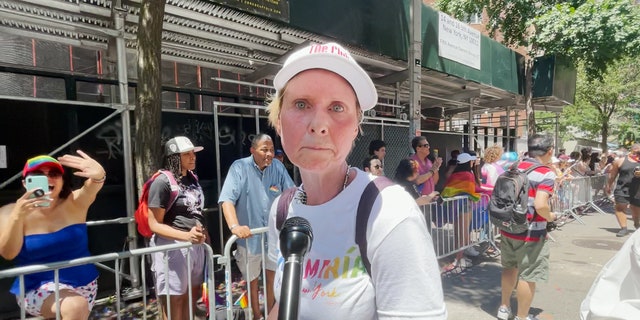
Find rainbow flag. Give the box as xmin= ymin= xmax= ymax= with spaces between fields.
xmin=441 ymin=171 xmax=481 ymax=201
xmin=201 ymin=282 xmax=209 ymax=315
xmin=234 ymin=291 xmax=248 ymax=309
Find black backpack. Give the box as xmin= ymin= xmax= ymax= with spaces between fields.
xmin=488 ymin=161 xmax=543 ymax=234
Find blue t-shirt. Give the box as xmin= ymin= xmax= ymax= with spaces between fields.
xmin=218 ymin=157 xmax=295 ymax=254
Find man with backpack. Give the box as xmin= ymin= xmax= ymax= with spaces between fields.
xmin=496 ymin=134 xmax=558 ymax=320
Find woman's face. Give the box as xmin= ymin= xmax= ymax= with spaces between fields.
xmin=180 ymin=151 xmax=197 ymax=172
xmin=416 ymin=138 xmax=430 ymax=158
xmin=277 ymin=69 xmax=360 ymax=171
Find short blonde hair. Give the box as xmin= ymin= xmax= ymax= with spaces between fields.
xmin=266 ymin=92 xmax=282 ymax=129
xmin=484 ymin=145 xmax=504 ymax=163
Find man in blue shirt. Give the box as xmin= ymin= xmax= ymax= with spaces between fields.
xmin=219 ymin=133 xmax=295 ymax=320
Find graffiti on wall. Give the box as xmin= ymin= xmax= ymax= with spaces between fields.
xmin=94 ymin=118 xmax=258 ymax=159
xmin=95 ymin=121 xmax=123 ymax=159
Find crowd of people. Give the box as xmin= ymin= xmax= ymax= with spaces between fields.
xmin=2 ymin=41 xmax=639 ymax=320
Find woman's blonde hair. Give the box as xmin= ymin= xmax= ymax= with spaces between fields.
xmin=484 ymin=145 xmax=504 ymax=163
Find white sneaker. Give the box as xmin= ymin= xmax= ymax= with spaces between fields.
xmin=496 ymin=306 xmax=511 ymax=320
xmin=465 ymin=246 xmax=480 ymax=257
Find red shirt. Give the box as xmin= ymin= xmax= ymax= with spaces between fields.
xmin=501 ymin=160 xmax=556 ymax=242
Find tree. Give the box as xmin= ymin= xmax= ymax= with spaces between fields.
xmin=542 ymin=57 xmax=640 ymax=150
xmin=135 ymin=0 xmax=166 ymax=192
xmin=436 ymin=0 xmax=640 ymax=136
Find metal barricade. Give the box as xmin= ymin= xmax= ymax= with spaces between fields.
xmin=221 ymin=227 xmax=270 ymax=320
xmin=551 ymin=178 xmax=586 ymax=224
xmin=0 ymin=242 xmax=220 ymax=320
xmin=588 ymin=174 xmax=610 ymax=215
xmin=422 ymin=194 xmax=495 ymax=259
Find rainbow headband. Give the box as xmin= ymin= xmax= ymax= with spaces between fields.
xmin=22 ymin=155 xmax=64 ymax=177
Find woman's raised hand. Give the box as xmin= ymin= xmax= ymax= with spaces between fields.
xmin=58 ymin=150 xmax=105 ymax=181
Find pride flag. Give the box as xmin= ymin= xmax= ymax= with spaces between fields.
xmin=441 ymin=171 xmax=481 ymax=201
xmin=202 ymin=282 xmax=209 ymax=315
xmin=234 ymin=291 xmax=248 ymax=309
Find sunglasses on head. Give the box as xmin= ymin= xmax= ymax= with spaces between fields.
xmin=29 ymin=170 xmax=63 ymax=178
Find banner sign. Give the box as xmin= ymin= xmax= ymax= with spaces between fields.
xmin=438 ymin=12 xmax=481 ymax=70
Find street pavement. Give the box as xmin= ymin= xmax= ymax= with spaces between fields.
xmin=443 ymin=205 xmax=632 ymax=320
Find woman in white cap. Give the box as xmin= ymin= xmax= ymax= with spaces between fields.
xmin=148 ymin=136 xmax=207 ymax=320
xmin=266 ymin=42 xmax=446 ymax=319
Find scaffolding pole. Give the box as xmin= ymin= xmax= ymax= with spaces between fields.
xmin=113 ymin=6 xmax=140 ymax=289
xmin=408 ymin=0 xmax=422 ymax=144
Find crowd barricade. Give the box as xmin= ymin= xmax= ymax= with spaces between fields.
xmin=220 ymin=227 xmax=270 ymax=320
xmin=421 ymin=193 xmax=496 ymax=259
xmin=588 ymin=174 xmax=610 ymax=214
xmin=551 ymin=175 xmax=611 ymax=226
xmin=0 ymin=242 xmax=219 ymax=320
xmin=2 ymin=174 xmax=617 ymax=319
xmin=552 ymin=178 xmax=586 ymax=224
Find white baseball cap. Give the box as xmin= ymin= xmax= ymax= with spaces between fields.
xmin=165 ymin=136 xmax=203 ymax=155
xmin=457 ymin=153 xmax=477 ymax=164
xmin=273 ymin=42 xmax=378 ymax=111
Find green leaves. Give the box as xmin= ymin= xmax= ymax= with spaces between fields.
xmin=534 ymin=0 xmax=640 ymax=81
xmin=437 ymin=0 xmax=640 ymax=81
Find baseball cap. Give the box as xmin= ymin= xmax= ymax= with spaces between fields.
xmin=165 ymin=136 xmax=203 ymax=156
xmin=23 ymin=155 xmax=64 ymax=177
xmin=275 ymin=149 xmax=284 ymax=156
xmin=456 ymin=153 xmax=477 ymax=164
xmin=273 ymin=42 xmax=378 ymax=111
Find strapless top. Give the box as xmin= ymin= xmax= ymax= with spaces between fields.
xmin=10 ymin=223 xmax=98 ymax=295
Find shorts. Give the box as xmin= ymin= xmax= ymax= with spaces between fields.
xmin=500 ymin=237 xmax=550 ymax=282
xmin=234 ymin=245 xmax=275 ymax=282
xmin=15 ymin=279 xmax=98 ymax=316
xmin=151 ymin=235 xmax=205 ymax=295
xmin=614 ymin=194 xmax=640 ymax=207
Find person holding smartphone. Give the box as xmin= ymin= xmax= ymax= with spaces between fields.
xmin=0 ymin=152 xmax=106 ymax=319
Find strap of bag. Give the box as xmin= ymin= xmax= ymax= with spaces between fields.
xmin=355 ymin=177 xmax=394 ymax=276
xmin=158 ymin=170 xmax=181 ymax=211
xmin=276 ymin=187 xmax=297 ymax=231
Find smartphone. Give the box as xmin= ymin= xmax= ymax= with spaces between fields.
xmin=25 ymin=175 xmax=50 ymax=207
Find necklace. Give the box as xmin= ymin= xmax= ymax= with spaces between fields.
xmin=296 ymin=165 xmax=351 ymax=205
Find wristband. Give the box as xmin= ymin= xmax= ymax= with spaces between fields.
xmin=229 ymin=224 xmax=239 ymax=231
xmin=91 ymin=175 xmax=106 ymax=183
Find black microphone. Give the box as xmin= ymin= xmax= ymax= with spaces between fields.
xmin=278 ymin=216 xmax=313 ymax=320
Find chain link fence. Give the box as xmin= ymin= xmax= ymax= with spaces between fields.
xmin=347 ymin=122 xmax=410 ymax=178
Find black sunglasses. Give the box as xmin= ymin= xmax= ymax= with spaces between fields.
xmin=418 ymin=143 xmax=430 ymax=148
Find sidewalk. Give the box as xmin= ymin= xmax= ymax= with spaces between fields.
xmin=443 ymin=209 xmax=630 ymax=319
